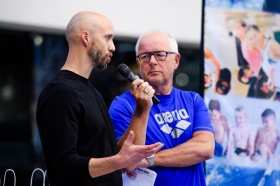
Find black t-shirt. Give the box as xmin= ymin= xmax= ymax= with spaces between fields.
xmin=36 ymin=70 xmax=122 ymax=186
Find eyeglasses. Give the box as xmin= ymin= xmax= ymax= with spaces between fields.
xmin=137 ymin=51 xmax=176 ymax=63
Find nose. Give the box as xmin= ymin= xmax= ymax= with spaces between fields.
xmin=149 ymin=54 xmax=157 ymax=63
xmin=109 ymin=41 xmax=115 ymax=52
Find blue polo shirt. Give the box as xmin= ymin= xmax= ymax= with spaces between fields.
xmin=109 ymin=87 xmax=214 ymax=186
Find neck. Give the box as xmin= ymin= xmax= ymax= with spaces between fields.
xmin=62 ymin=51 xmax=94 ymax=79
xmin=61 ymin=61 xmax=93 ymax=79
xmin=153 ymin=85 xmax=173 ymax=95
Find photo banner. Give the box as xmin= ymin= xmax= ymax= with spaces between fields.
xmin=203 ymin=0 xmax=280 ymax=185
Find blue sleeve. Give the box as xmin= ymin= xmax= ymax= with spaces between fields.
xmin=192 ymin=92 xmax=214 ymax=133
xmin=109 ymin=93 xmax=135 ymax=141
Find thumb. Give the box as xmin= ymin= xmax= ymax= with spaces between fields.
xmin=126 ymin=131 xmax=134 ymax=144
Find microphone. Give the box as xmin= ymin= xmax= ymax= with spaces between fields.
xmin=117 ymin=63 xmax=160 ymax=105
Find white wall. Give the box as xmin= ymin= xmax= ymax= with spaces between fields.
xmin=0 ymin=0 xmax=202 ymax=45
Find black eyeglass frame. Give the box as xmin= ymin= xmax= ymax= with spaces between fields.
xmin=137 ymin=51 xmax=176 ymax=63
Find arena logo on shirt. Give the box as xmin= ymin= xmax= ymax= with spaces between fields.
xmin=154 ymin=109 xmax=191 ymax=138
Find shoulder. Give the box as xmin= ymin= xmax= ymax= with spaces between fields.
xmin=40 ymin=80 xmax=76 ymax=100
xmin=109 ymin=91 xmax=135 ymax=111
xmin=173 ymin=88 xmax=202 ymax=100
xmin=111 ymin=91 xmax=134 ymax=103
xmin=173 ymin=89 xmax=208 ymax=111
xmin=37 ymin=78 xmax=80 ymax=112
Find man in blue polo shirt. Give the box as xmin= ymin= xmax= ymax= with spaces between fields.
xmin=109 ymin=30 xmax=215 ymax=186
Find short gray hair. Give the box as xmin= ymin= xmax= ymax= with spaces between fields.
xmin=135 ymin=29 xmax=178 ymax=55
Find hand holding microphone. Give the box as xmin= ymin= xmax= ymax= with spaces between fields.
xmin=117 ymin=63 xmax=160 ymax=105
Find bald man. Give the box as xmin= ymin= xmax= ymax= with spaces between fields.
xmin=36 ymin=11 xmax=163 ymax=186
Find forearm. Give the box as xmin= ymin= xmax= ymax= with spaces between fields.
xmin=88 ymin=156 xmax=120 ymax=178
xmin=117 ymin=108 xmax=150 ymax=148
xmin=91 ymin=132 xmax=164 ymax=177
xmin=154 ymin=131 xmax=214 ymax=167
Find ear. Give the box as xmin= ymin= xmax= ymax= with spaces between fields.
xmin=81 ymin=30 xmax=90 ymax=46
xmin=136 ymin=57 xmax=141 ymax=66
xmin=174 ymin=53 xmax=181 ymax=69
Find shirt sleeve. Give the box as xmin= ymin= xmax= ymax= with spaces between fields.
xmin=109 ymin=93 xmax=135 ymax=141
xmin=192 ymin=92 xmax=214 ymax=134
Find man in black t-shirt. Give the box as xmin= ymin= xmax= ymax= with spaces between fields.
xmin=36 ymin=11 xmax=163 ymax=186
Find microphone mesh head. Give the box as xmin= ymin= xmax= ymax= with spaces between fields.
xmin=117 ymin=63 xmax=131 ymax=77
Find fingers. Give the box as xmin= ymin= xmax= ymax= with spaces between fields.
xmin=131 ymin=79 xmax=154 ymax=96
xmin=136 ymin=158 xmax=149 ymax=168
xmin=129 ymin=80 xmax=155 ymax=109
xmin=145 ymin=142 xmax=164 ymax=154
xmin=118 ymin=140 xmax=163 ymax=170
xmin=131 ymin=79 xmax=144 ymax=92
xmin=143 ymin=85 xmax=155 ymax=96
xmin=133 ymin=142 xmax=164 ymax=159
xmin=125 ymin=169 xmax=137 ymax=178
xmin=125 ymin=164 xmax=137 ymax=174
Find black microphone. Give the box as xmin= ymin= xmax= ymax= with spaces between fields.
xmin=117 ymin=63 xmax=160 ymax=105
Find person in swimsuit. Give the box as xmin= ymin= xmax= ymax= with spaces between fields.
xmin=227 ymin=106 xmax=254 ymax=158
xmin=251 ymin=108 xmax=280 ymax=162
xmin=208 ymin=99 xmax=229 ymax=156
